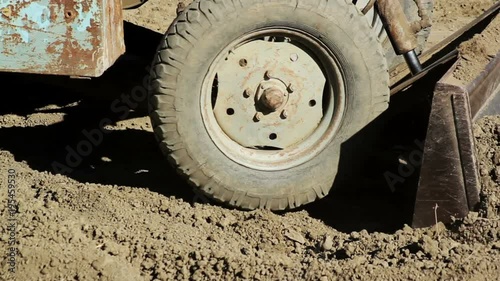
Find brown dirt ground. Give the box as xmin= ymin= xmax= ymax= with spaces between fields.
xmin=453 ymin=14 xmax=500 ymax=84
xmin=426 ymin=0 xmax=498 ymax=47
xmin=1 ymin=1 xmax=500 ymax=280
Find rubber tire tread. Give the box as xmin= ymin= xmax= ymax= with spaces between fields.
xmin=149 ymin=0 xmax=390 ymax=211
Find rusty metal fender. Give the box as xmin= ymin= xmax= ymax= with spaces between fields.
xmin=0 ymin=0 xmax=125 ymax=77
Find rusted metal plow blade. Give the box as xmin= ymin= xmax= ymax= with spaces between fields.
xmin=412 ymin=51 xmax=500 ymax=228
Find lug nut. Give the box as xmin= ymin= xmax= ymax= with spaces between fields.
xmin=254 ymin=112 xmax=263 ymax=122
xmin=287 ymin=83 xmax=295 ymax=93
xmin=281 ymin=110 xmax=288 ymax=119
xmin=290 ymin=53 xmax=298 ymax=62
xmin=265 ymin=70 xmax=273 ymax=79
xmin=260 ymin=88 xmax=285 ymax=111
xmin=243 ymin=88 xmax=252 ymax=98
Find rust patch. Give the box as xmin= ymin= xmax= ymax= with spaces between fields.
xmin=64 ymin=9 xmax=78 ymax=21
xmin=8 ymin=0 xmax=39 ymax=23
xmin=62 ymin=0 xmax=77 ymax=23
xmin=49 ymin=3 xmax=60 ymax=22
xmin=5 ymin=2 xmax=26 ymax=19
xmin=1 ymin=0 xmax=125 ymax=76
xmin=1 ymin=6 xmax=13 ymax=18
xmin=46 ymin=43 xmax=58 ymax=55
xmin=56 ymin=24 xmax=97 ymax=72
xmin=11 ymin=33 xmax=22 ymax=44
xmin=102 ymin=0 xmax=126 ymax=71
xmin=80 ymin=0 xmax=91 ymax=13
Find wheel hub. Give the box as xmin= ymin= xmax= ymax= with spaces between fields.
xmin=260 ymin=87 xmax=285 ymax=111
xmin=211 ymin=40 xmax=327 ymax=149
xmin=255 ymin=78 xmax=290 ymax=115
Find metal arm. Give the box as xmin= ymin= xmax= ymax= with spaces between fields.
xmin=376 ymin=0 xmax=424 ymax=75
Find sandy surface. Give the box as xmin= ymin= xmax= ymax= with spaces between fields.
xmin=453 ymin=15 xmax=500 ymax=84
xmin=426 ymin=0 xmax=498 ymax=47
xmin=123 ymin=0 xmax=190 ymax=33
xmin=0 ymin=1 xmax=499 ymax=280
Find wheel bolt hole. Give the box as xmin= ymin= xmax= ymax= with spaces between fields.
xmin=239 ymin=59 xmax=248 ymax=67
xmin=226 ymin=108 xmax=235 ymax=115
xmin=309 ymin=100 xmax=317 ymax=107
xmin=269 ymin=133 xmax=277 ymax=140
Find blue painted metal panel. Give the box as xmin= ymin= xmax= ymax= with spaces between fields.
xmin=0 ymin=0 xmax=125 ymax=77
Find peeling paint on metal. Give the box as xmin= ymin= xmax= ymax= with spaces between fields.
xmin=21 ymin=2 xmax=52 ymax=30
xmin=76 ymin=7 xmax=92 ymax=32
xmin=0 ymin=0 xmax=125 ymax=77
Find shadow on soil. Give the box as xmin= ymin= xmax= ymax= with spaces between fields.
xmin=0 ymin=22 xmax=195 ymax=201
xmin=303 ymin=87 xmax=432 ymax=233
xmin=304 ymin=59 xmax=455 ymax=233
xmin=0 ymin=22 xmax=454 ymax=234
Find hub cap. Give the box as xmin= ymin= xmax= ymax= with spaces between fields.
xmin=201 ymin=28 xmax=345 ymax=170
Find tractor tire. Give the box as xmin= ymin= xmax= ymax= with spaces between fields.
xmin=148 ymin=0 xmax=389 ymax=210
xmin=355 ymin=0 xmax=434 ymax=69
